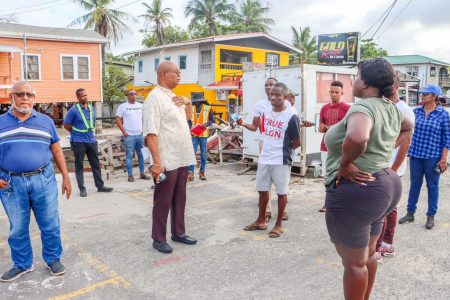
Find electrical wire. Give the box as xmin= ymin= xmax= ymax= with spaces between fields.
xmin=115 ymin=0 xmax=141 ymax=10
xmin=0 ymin=0 xmax=67 ymax=17
xmin=2 ymin=0 xmax=64 ymax=12
xmin=369 ymin=0 xmax=398 ymax=40
xmin=377 ymin=0 xmax=414 ymax=39
xmin=361 ymin=0 xmax=397 ymax=39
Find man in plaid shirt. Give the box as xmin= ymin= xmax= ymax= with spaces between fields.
xmin=399 ymin=85 xmax=450 ymax=229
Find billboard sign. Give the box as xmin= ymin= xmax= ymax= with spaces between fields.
xmin=318 ymin=32 xmax=360 ymax=65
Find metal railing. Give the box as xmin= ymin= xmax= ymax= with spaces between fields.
xmin=220 ymin=63 xmax=242 ymax=70
xmin=438 ymin=77 xmax=450 ymax=87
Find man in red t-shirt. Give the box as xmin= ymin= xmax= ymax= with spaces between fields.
xmin=318 ymin=80 xmax=350 ymax=212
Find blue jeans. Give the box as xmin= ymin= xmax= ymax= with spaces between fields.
xmin=407 ymin=157 xmax=441 ymax=216
xmin=124 ymin=134 xmax=146 ymax=176
xmin=0 ymin=163 xmax=62 ymax=269
xmin=188 ymin=137 xmax=207 ymax=173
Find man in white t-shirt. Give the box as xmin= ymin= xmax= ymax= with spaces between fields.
xmin=243 ymin=83 xmax=301 ymax=238
xmin=375 ymin=78 xmax=415 ymax=263
xmin=116 ymin=89 xmax=151 ymax=182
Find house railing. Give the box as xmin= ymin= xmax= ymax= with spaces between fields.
xmin=220 ymin=63 xmax=242 ymax=70
xmin=439 ymin=77 xmax=450 ymax=88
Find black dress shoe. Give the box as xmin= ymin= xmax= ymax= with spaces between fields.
xmin=171 ymin=234 xmax=197 ymax=245
xmin=80 ymin=188 xmax=87 ymax=197
xmin=97 ymin=186 xmax=113 ymax=192
xmin=152 ymin=241 xmax=173 ymax=254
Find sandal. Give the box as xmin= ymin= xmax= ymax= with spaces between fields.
xmin=319 ymin=205 xmax=326 ymax=213
xmin=265 ymin=212 xmax=272 ymax=222
xmin=282 ymin=211 xmax=289 ymax=221
xmin=268 ymin=226 xmax=283 ymax=238
xmin=244 ymin=222 xmax=267 ymax=231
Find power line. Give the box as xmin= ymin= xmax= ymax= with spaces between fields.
xmin=361 ymin=0 xmax=397 ymax=39
xmin=369 ymin=0 xmax=398 ymax=40
xmin=378 ymin=0 xmax=414 ymax=39
xmin=0 ymin=0 xmax=67 ymax=17
xmin=115 ymin=0 xmax=141 ymax=10
xmin=2 ymin=0 xmax=64 ymax=12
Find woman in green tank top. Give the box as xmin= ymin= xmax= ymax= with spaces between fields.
xmin=324 ymin=58 xmax=413 ymax=299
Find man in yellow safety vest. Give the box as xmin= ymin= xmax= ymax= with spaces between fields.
xmin=188 ymin=93 xmax=214 ymax=181
xmin=63 ymin=88 xmax=113 ymax=197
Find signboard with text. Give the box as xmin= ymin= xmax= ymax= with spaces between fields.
xmin=318 ymin=32 xmax=360 ymax=65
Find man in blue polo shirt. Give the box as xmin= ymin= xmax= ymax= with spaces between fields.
xmin=64 ymin=88 xmax=113 ymax=197
xmin=0 ymin=82 xmax=71 ymax=282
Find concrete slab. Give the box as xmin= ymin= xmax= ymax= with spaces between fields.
xmin=1 ymin=162 xmax=449 ymax=299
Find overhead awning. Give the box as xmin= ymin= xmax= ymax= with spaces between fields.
xmin=0 ymin=45 xmax=21 ymax=53
xmin=204 ymin=79 xmax=240 ymax=91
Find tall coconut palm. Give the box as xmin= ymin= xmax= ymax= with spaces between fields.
xmin=140 ymin=0 xmax=173 ymax=46
xmin=185 ymin=0 xmax=235 ymax=36
xmin=291 ymin=26 xmax=317 ymax=64
xmin=232 ymin=0 xmax=274 ymax=33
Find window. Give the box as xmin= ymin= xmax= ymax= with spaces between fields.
xmin=200 ymin=50 xmax=212 ymax=70
xmin=179 ymin=55 xmax=187 ymax=70
xmin=316 ymin=72 xmax=355 ymax=103
xmin=406 ymin=66 xmax=419 ymax=77
xmin=430 ymin=66 xmax=436 ymax=77
xmin=165 ymin=56 xmax=171 ymax=61
xmin=61 ymin=55 xmax=90 ymax=80
xmin=266 ymin=53 xmax=280 ymax=67
xmin=220 ymin=49 xmax=252 ymax=64
xmin=78 ymin=57 xmax=89 ymax=79
xmin=154 ymin=58 xmax=160 ymax=71
xmin=22 ymin=54 xmax=41 ymax=80
xmin=138 ymin=60 xmax=143 ymax=73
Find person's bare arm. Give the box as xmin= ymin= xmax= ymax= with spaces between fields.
xmin=50 ymin=142 xmax=71 ymax=200
xmin=115 ymin=116 xmax=128 ymax=137
xmin=146 ymin=134 xmax=164 ymax=182
xmin=63 ymin=124 xmax=72 ymax=132
xmin=240 ymin=116 xmax=260 ymax=132
xmin=291 ymin=138 xmax=301 ymax=150
xmin=337 ymin=113 xmax=375 ymax=185
xmin=391 ymin=118 xmax=413 ymax=172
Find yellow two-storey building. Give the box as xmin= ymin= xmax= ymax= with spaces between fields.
xmin=124 ymin=32 xmax=298 ymax=120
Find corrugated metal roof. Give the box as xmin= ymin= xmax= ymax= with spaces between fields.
xmin=0 ymin=23 xmax=108 ymax=43
xmin=123 ymin=32 xmax=300 ymax=55
xmin=386 ymin=55 xmax=449 ymax=66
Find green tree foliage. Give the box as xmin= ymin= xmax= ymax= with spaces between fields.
xmin=185 ymin=0 xmax=235 ymax=37
xmin=140 ymin=0 xmax=173 ymax=45
xmin=360 ymin=39 xmax=388 ymax=60
xmin=230 ymin=0 xmax=274 ymax=33
xmin=142 ymin=26 xmax=189 ymax=47
xmin=69 ymin=0 xmax=135 ymax=45
xmin=290 ymin=26 xmax=317 ymax=64
xmin=103 ymin=66 xmax=129 ymax=114
xmin=105 ymin=53 xmax=134 ymax=64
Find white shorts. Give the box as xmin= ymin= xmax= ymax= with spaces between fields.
xmin=256 ymin=164 xmax=291 ymax=195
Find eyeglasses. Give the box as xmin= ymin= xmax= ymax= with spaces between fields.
xmin=12 ymin=92 xmax=35 ymax=98
xmin=127 ymin=93 xmax=137 ymax=96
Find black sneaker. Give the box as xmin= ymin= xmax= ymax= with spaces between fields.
xmin=47 ymin=261 xmax=65 ymax=276
xmin=399 ymin=212 xmax=414 ymax=224
xmin=80 ymin=187 xmax=87 ymax=197
xmin=1 ymin=266 xmax=34 ymax=282
xmin=97 ymin=186 xmax=113 ymax=192
xmin=425 ymin=215 xmax=435 ymax=229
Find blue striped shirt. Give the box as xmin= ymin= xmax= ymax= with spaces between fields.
xmin=0 ymin=109 xmax=60 ymax=173
xmin=408 ymin=106 xmax=450 ymax=159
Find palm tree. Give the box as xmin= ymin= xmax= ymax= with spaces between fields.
xmin=140 ymin=0 xmax=173 ymax=46
xmin=185 ymin=0 xmax=235 ymax=36
xmin=232 ymin=0 xmax=274 ymax=33
xmin=291 ymin=26 xmax=317 ymax=64
xmin=69 ymin=0 xmax=136 ymax=62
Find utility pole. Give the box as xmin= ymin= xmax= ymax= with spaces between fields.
xmin=23 ymin=33 xmax=28 ymax=82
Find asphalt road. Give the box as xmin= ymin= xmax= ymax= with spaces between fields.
xmin=1 ymin=162 xmax=449 ymax=299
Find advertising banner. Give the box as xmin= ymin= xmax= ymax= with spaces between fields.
xmin=318 ymin=32 xmax=360 ymax=65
